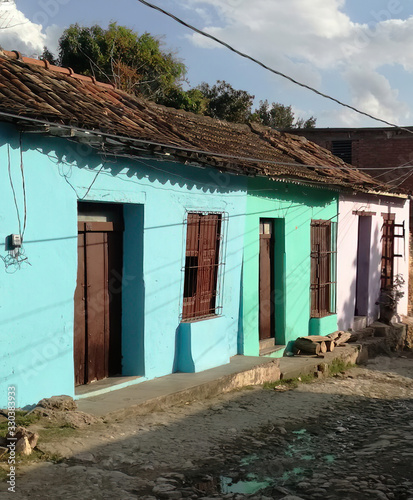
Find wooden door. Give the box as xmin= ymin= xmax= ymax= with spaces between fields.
xmin=259 ymin=220 xmax=274 ymax=340
xmin=74 ymin=221 xmax=123 ymax=386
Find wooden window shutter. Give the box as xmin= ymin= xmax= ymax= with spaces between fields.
xmin=197 ymin=214 xmax=220 ymax=317
xmin=311 ymin=220 xmax=334 ymax=318
xmin=182 ymin=213 xmax=200 ymax=320
xmin=182 ymin=213 xmax=222 ymax=321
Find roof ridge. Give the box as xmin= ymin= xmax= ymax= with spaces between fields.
xmin=0 ymin=49 xmax=115 ymax=90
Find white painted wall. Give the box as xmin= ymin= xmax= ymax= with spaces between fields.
xmin=337 ymin=193 xmax=409 ymax=331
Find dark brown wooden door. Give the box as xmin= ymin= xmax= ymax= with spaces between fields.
xmin=74 ymin=221 xmax=123 ymax=386
xmin=259 ymin=220 xmax=274 ymax=340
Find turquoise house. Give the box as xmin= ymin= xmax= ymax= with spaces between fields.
xmin=241 ymin=177 xmax=338 ymax=358
xmin=0 ymin=52 xmax=382 ymax=408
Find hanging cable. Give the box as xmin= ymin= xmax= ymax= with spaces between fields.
xmin=19 ymin=133 xmax=27 ymax=238
xmin=7 ymin=144 xmax=22 ymax=236
xmin=136 ymin=0 xmax=413 ymax=135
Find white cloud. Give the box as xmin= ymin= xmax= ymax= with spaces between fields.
xmin=0 ymin=0 xmax=61 ymax=57
xmin=343 ymin=67 xmax=409 ymax=124
xmin=183 ymin=0 xmax=413 ymax=125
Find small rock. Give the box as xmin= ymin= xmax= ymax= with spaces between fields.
xmin=7 ymin=426 xmax=39 ymax=456
xmin=280 ymin=496 xmax=306 ymax=500
xmin=73 ymin=452 xmax=96 ymax=463
xmin=15 ymin=436 xmax=31 ymax=456
xmin=297 ymin=482 xmax=311 ymax=489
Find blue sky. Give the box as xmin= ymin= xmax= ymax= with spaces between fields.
xmin=2 ymin=0 xmax=413 ymax=127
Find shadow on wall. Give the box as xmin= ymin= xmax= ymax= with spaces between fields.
xmin=173 ymin=323 xmax=195 ymax=373
xmin=1 ymin=128 xmax=247 ymax=196
xmin=338 ymin=223 xmax=381 ymax=331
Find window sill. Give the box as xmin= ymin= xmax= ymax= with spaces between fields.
xmin=311 ymin=312 xmax=336 ymax=319
xmin=181 ymin=314 xmax=222 ymax=324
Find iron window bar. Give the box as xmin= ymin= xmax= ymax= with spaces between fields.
xmin=180 ymin=211 xmax=228 ymax=322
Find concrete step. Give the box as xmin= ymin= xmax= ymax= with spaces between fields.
xmin=353 ymin=316 xmax=367 ymax=331
xmin=77 ymin=355 xmax=281 ymax=418
xmin=370 ymin=321 xmax=390 ymax=338
xmin=349 ymin=327 xmax=375 ymax=342
xmin=259 ymin=338 xmax=275 ymax=351
xmin=260 ymin=345 xmax=285 ymax=357
xmin=279 ymin=344 xmax=365 ymax=380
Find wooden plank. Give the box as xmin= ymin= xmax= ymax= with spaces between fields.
xmin=294 ymin=338 xmax=321 ymax=355
xmin=85 ymin=231 xmax=109 ymax=383
xmin=73 ymin=232 xmax=86 ymax=386
xmin=352 ymin=211 xmax=376 ymax=216
xmin=198 ymin=214 xmax=219 ymax=317
xmin=182 ymin=213 xmax=200 ymax=320
xmin=107 ymin=231 xmax=123 ymax=376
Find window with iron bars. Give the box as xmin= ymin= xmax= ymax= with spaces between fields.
xmin=310 ymin=220 xmax=337 ymax=318
xmin=381 ymin=213 xmax=406 ymax=289
xmin=181 ymin=212 xmax=227 ymax=321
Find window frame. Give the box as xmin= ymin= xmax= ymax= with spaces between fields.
xmin=310 ymin=219 xmax=337 ymax=318
xmin=180 ymin=211 xmax=228 ymax=322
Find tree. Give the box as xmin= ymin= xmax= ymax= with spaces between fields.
xmin=196 ymin=80 xmax=254 ymax=124
xmin=252 ymin=100 xmax=316 ymax=129
xmin=158 ymin=87 xmax=209 ymax=114
xmin=56 ymin=23 xmax=186 ymax=101
xmin=40 ymin=46 xmax=57 ymax=65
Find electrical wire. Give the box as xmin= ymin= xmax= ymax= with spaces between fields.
xmin=0 ymin=110 xmax=402 ymax=177
xmin=136 ymin=0 xmax=413 ymax=135
xmin=7 ymin=144 xmax=22 ymax=237
xmin=19 ymin=133 xmax=27 ymax=238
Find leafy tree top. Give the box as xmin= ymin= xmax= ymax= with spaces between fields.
xmin=58 ymin=23 xmax=186 ymax=100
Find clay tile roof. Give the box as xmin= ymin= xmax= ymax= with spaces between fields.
xmin=0 ymin=50 xmax=394 ymax=193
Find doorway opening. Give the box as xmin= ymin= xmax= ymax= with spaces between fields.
xmin=74 ymin=202 xmax=124 ymax=386
xmin=259 ymin=218 xmax=285 ymax=353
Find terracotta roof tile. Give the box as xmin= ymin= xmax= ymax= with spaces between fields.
xmin=0 ymin=51 xmax=393 ymax=192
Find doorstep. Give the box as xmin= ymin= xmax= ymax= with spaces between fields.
xmin=76 ymin=344 xmax=366 ymax=419
xmin=75 ymin=375 xmax=142 ymax=399
xmin=259 ymin=338 xmax=286 ymax=357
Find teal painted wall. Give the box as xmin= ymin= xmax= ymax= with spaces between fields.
xmin=0 ymin=125 xmax=247 ymax=408
xmin=241 ymin=177 xmax=338 ymax=356
xmin=309 ymin=315 xmax=338 ymax=336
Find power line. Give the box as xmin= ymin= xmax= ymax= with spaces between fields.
xmin=136 ymin=0 xmax=413 ymax=136
xmin=0 ymin=109 xmax=391 ymax=176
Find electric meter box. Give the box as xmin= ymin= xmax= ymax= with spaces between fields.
xmin=6 ymin=234 xmax=22 ymax=250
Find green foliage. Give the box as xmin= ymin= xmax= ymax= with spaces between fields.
xmin=328 ymin=358 xmax=355 ymax=376
xmin=253 ymin=100 xmax=316 ymax=129
xmin=158 ymin=87 xmax=209 ymax=114
xmin=197 ymin=80 xmax=254 ymax=123
xmin=52 ymin=23 xmax=318 ymax=124
xmin=57 ymin=23 xmax=186 ymax=101
xmin=0 ymin=411 xmax=41 ymax=437
xmin=40 ymin=46 xmax=57 ymax=65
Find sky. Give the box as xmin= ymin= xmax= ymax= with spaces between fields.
xmin=1 ymin=0 xmax=413 ymax=128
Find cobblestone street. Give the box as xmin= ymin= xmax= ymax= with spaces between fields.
xmin=1 ymin=354 xmax=413 ymax=500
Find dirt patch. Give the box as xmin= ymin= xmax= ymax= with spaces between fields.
xmin=1 ymin=354 xmax=412 ymax=499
